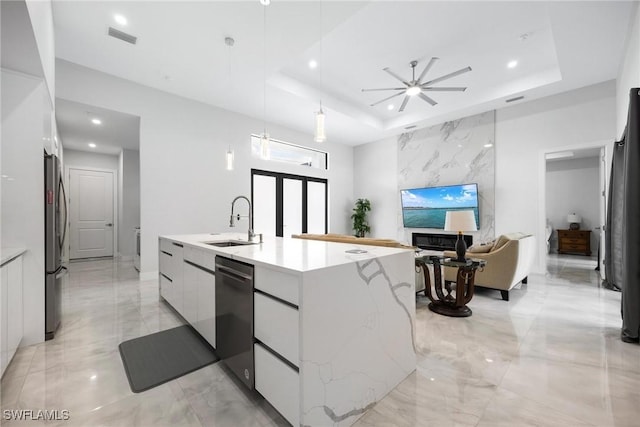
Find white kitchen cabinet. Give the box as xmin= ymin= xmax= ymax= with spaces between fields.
xmin=195 ymin=266 xmax=216 ymax=347
xmin=1 ymin=263 xmax=8 ymax=375
xmin=255 ymin=343 xmax=299 ymax=427
xmin=1 ymin=252 xmax=24 ymax=378
xmin=183 ymin=246 xmax=216 ymax=348
xmin=182 ymin=262 xmax=198 ymax=326
xmin=254 ymin=265 xmax=299 ymax=306
xmin=158 ymin=238 xmax=184 ymax=314
xmin=254 ymin=292 xmax=299 ymax=365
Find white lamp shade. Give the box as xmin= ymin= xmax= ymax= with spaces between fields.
xmin=260 ymin=134 xmax=270 ymax=159
xmin=567 ymin=214 xmax=582 ymax=223
xmin=444 ymin=210 xmax=478 ymax=232
xmin=314 ymin=109 xmax=326 ymax=143
xmin=225 ymin=149 xmax=234 ymax=171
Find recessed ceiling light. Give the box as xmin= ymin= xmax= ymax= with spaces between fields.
xmin=91 ymin=118 xmax=102 ymax=125
xmin=88 ymin=143 xmax=97 ymax=148
xmin=484 ymin=143 xmax=494 ymax=148
xmin=114 ymin=14 xmax=127 ymax=26
xmin=259 ymin=0 xmax=271 ymax=5
xmin=308 ymin=59 xmax=318 ymax=69
xmin=507 ymin=60 xmax=518 ymax=69
xmin=387 ymin=104 xmax=394 ymax=111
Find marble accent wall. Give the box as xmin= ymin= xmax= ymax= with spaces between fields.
xmin=398 ymin=111 xmax=496 ymax=243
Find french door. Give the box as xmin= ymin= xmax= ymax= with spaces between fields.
xmin=251 ymin=169 xmax=328 ymax=237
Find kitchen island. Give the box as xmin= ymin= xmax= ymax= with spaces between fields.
xmin=158 ymin=233 xmax=416 ymax=426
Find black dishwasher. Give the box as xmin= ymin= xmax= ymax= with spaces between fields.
xmin=215 ymin=256 xmax=255 ymax=389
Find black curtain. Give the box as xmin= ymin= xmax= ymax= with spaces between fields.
xmin=605 ymin=87 xmax=640 ymax=343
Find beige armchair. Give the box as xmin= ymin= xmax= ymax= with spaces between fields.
xmin=443 ymin=233 xmax=536 ymax=301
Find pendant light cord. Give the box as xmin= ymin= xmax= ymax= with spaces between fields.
xmin=319 ymin=0 xmax=323 ymax=112
xmin=263 ymin=5 xmax=267 ymax=137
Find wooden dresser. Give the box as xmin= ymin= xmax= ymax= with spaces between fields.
xmin=557 ymin=229 xmax=591 ymax=256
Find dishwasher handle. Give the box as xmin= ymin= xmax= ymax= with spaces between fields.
xmin=216 ymin=264 xmax=253 ymax=281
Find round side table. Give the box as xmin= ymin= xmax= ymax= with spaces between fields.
xmin=415 ymin=255 xmax=486 ymax=317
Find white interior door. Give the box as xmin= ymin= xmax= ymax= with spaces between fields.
xmin=283 ymin=178 xmax=302 ymax=237
xmin=69 ymin=168 xmax=115 ymax=259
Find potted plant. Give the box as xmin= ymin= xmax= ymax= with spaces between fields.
xmin=351 ymin=198 xmax=371 ymax=237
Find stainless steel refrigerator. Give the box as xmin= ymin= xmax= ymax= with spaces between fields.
xmin=44 ymin=154 xmax=68 ymax=340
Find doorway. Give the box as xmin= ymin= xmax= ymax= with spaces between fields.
xmin=541 ymin=142 xmax=609 ymax=281
xmin=68 ymin=167 xmax=117 ymax=259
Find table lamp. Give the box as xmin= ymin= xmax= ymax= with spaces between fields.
xmin=567 ymin=213 xmax=582 ymax=230
xmin=444 ymin=210 xmax=478 ymax=262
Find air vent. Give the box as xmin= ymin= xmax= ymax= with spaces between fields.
xmin=108 ymin=27 xmax=137 ymax=45
xmin=506 ymin=96 xmax=524 ymax=103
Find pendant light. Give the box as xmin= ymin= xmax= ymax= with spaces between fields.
xmin=314 ymin=1 xmax=326 ymax=143
xmin=260 ymin=1 xmax=270 ymax=159
xmin=225 ymin=36 xmax=235 ymax=170
xmin=225 ymin=146 xmax=234 ymax=171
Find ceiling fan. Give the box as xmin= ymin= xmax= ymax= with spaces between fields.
xmin=362 ymin=58 xmax=472 ymax=112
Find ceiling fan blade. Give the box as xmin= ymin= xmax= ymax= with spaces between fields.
xmin=399 ymin=95 xmax=410 ymax=112
xmin=422 ymin=66 xmax=472 ymax=86
xmin=361 ymin=88 xmax=406 ymax=92
xmin=383 ymin=67 xmax=409 ymax=85
xmin=418 ymin=93 xmax=438 ymax=106
xmin=416 ymin=57 xmax=439 ymax=84
xmin=421 ymin=86 xmax=467 ymax=92
xmin=370 ymin=91 xmax=405 ymax=107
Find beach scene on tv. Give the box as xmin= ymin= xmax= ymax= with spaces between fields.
xmin=401 ymin=184 xmax=480 ymax=229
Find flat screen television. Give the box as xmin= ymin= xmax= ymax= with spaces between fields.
xmin=400 ymin=183 xmax=479 ymax=229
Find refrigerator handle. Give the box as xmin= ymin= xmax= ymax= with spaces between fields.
xmin=58 ymin=177 xmax=68 ymax=251
xmin=55 ymin=265 xmax=68 ymax=279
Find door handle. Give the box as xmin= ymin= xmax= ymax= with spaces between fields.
xmin=106 ymin=223 xmax=113 ymax=227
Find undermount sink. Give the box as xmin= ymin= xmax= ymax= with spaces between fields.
xmin=203 ymin=240 xmax=256 ymax=247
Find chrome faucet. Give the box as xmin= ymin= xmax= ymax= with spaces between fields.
xmin=230 ymin=196 xmax=256 ymax=242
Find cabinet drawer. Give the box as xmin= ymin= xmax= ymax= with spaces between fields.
xmin=159 ymin=252 xmax=173 ymax=277
xmin=184 ymin=246 xmax=216 ymax=272
xmin=254 ymin=292 xmax=299 ymax=365
xmin=159 ymin=238 xmax=173 ymax=253
xmin=255 ymin=266 xmax=299 ymax=306
xmin=563 ymin=244 xmax=587 ymax=251
xmin=255 ymin=343 xmax=299 ymax=427
xmin=159 ymin=273 xmax=172 ymax=300
xmin=561 ymin=238 xmax=586 ymax=245
xmin=558 ymin=230 xmax=589 ymax=239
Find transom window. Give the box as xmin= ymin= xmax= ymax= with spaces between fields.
xmin=250 ymin=135 xmax=328 ymax=170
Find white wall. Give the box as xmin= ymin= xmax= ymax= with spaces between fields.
xmin=617 ymin=2 xmax=640 ymax=137
xmin=64 ymin=149 xmax=119 ymax=171
xmin=56 ymin=60 xmax=354 ymax=274
xmin=119 ymin=149 xmax=140 ymax=258
xmin=495 ymin=81 xmax=615 ymax=271
xmin=24 ymin=0 xmax=55 ymax=105
xmin=545 ymin=157 xmax=600 ymax=252
xmin=1 ymin=70 xmax=49 ymax=345
xmin=354 ymin=81 xmax=616 ymax=272
xmin=353 ymin=139 xmax=398 ymax=239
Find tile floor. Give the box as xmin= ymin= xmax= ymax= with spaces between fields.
xmin=1 ymin=254 xmax=639 ymax=426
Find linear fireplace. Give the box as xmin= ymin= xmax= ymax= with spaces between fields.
xmin=412 ymin=232 xmax=473 ymax=252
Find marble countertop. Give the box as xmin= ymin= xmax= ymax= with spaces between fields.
xmin=161 ymin=233 xmax=413 ymax=273
xmin=1 ymin=248 xmax=26 ymax=266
